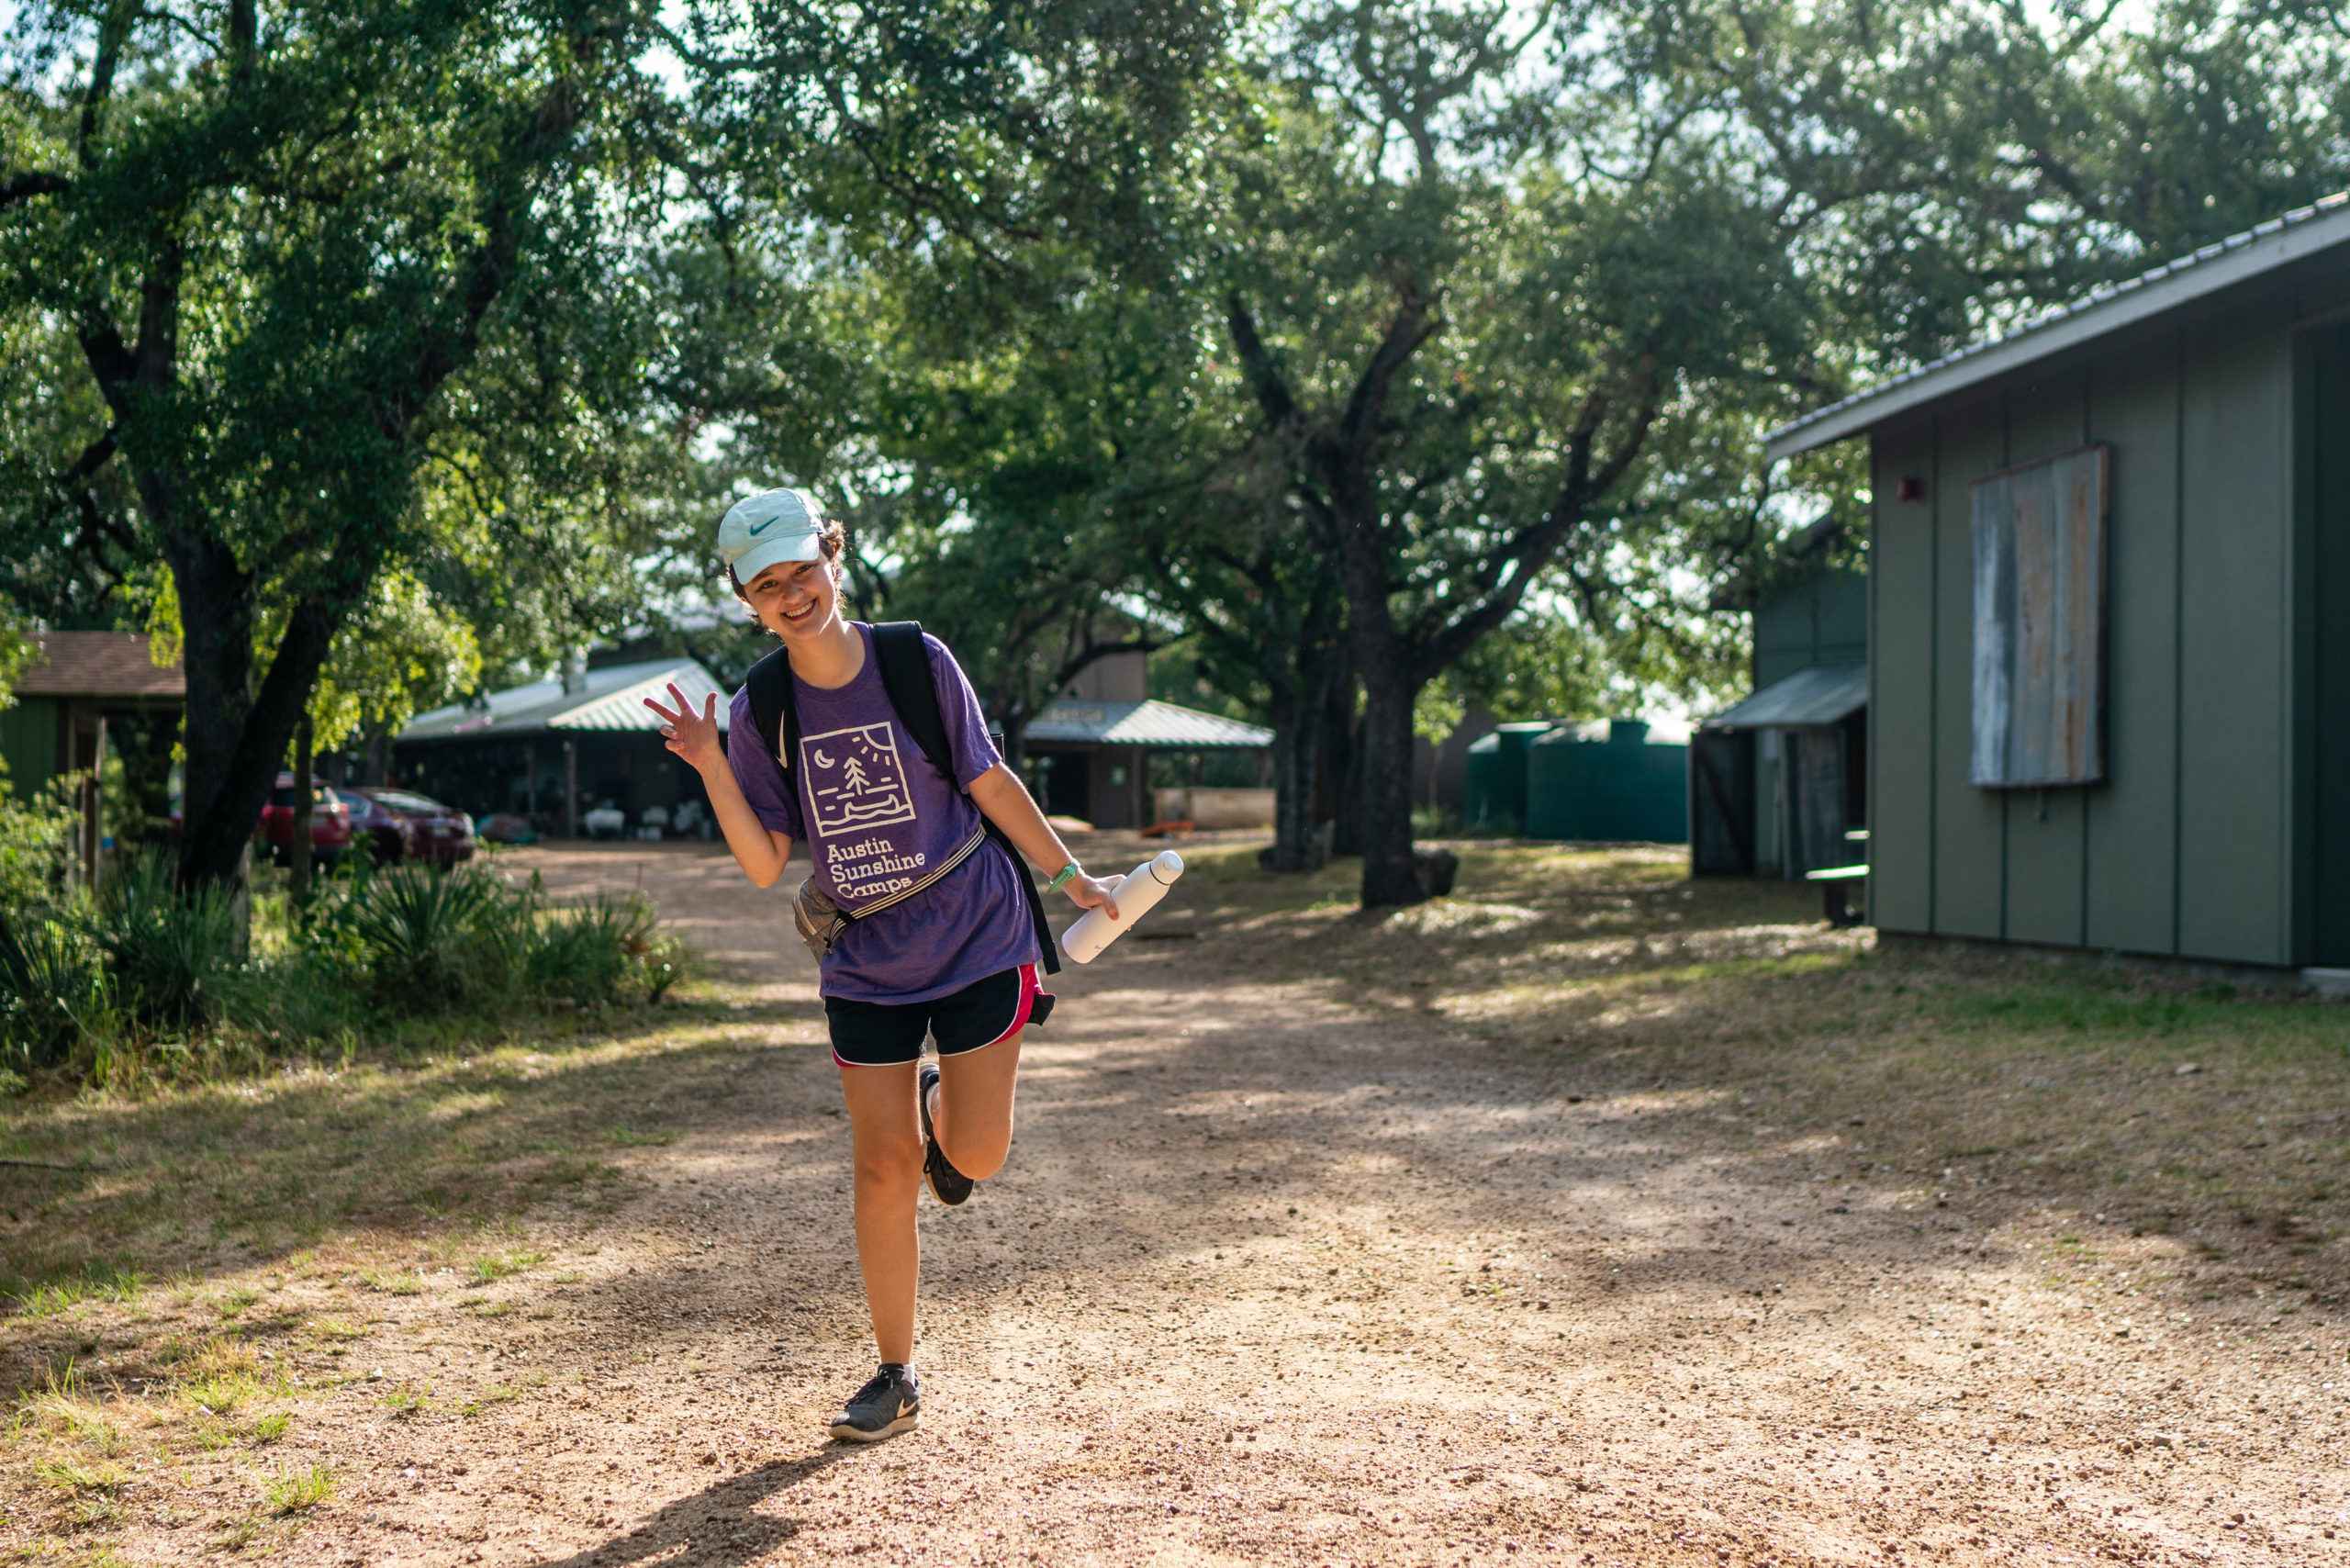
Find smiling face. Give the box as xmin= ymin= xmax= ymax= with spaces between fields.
xmin=741 ymin=554 xmax=843 ymax=644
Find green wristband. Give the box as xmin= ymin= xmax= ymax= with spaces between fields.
xmin=1045 ymin=862 xmax=1080 ymax=893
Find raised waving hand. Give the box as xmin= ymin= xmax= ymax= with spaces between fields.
xmin=643 ymin=684 xmax=725 ymax=774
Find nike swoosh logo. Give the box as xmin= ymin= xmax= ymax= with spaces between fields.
xmin=897 ymin=1398 xmax=915 ymax=1417
xmin=747 ymin=518 xmax=777 ymax=536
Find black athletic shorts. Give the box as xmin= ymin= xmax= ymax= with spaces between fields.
xmin=825 ymin=962 xmax=1053 ymax=1068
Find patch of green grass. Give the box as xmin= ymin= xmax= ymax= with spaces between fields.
xmin=378 ymin=1384 xmax=430 ymax=1417
xmin=604 ymin=1123 xmax=676 ymax=1147
xmin=213 ymin=1286 xmax=262 ymax=1319
xmin=20 ymin=1373 xmax=122 ymax=1455
xmin=248 ymin=1412 xmax=290 ymax=1444
xmin=211 ymin=1512 xmax=268 ymax=1551
xmin=182 ymin=1372 xmax=260 ymax=1415
xmin=262 ymin=1462 xmax=337 ymax=1515
xmin=307 ymin=1316 xmax=365 ymax=1340
xmin=466 ymin=1250 xmax=545 ymax=1284
xmin=6 ymin=1269 xmax=142 ymax=1319
xmin=457 ymin=1383 xmax=520 ymax=1417
xmin=31 ymin=1455 xmax=129 ymax=1495
xmin=359 ymin=1271 xmax=421 ymax=1296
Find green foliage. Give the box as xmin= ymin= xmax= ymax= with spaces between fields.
xmin=340 ymin=863 xmax=501 ymax=1011
xmin=0 ymin=0 xmax=703 ymax=884
xmin=304 ymin=860 xmax=673 ymax=1016
xmin=0 ymin=773 xmax=74 ymax=916
xmin=0 ymin=849 xmax=681 ymax=1088
xmin=0 ymin=906 xmax=108 ymax=1074
xmin=98 ymin=855 xmax=241 ymax=1031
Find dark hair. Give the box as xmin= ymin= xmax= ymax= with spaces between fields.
xmin=727 ymin=518 xmax=848 ymax=601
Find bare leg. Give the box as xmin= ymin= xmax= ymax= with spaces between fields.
xmin=836 ymin=1060 xmax=923 ymax=1364
xmin=930 ymin=1028 xmax=1024 ymax=1180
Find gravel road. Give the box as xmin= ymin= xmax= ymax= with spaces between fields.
xmin=251 ymin=839 xmax=2350 ymax=1566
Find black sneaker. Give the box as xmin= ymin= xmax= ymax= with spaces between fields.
xmin=827 ymin=1363 xmax=920 ymax=1442
xmin=919 ymin=1062 xmax=973 ymax=1206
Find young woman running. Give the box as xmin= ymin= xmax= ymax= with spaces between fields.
xmin=644 ymin=487 xmax=1120 ymax=1443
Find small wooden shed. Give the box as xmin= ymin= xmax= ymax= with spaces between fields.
xmin=1766 ymin=192 xmax=2350 ymax=975
xmin=0 ymin=631 xmax=185 ymax=880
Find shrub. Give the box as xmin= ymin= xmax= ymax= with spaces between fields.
xmin=99 ymin=853 xmax=241 ymax=1028
xmin=343 ymin=861 xmax=500 ymax=1010
xmin=0 ymin=774 xmax=76 ymax=915
xmin=0 ymin=910 xmax=110 ymax=1071
xmin=526 ymin=892 xmax=654 ymax=1006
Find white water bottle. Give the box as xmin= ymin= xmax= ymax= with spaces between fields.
xmin=1058 ymin=850 xmax=1185 ymax=963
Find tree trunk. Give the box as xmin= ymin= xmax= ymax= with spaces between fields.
xmin=1320 ymin=665 xmax=1363 ymax=858
xmin=1354 ymin=662 xmax=1426 ymax=906
xmin=1264 ymin=666 xmax=1324 ymax=873
xmin=288 ymin=710 xmax=313 ymax=904
xmin=166 ymin=535 xmax=256 ymax=892
xmin=172 ymin=573 xmax=350 ymax=890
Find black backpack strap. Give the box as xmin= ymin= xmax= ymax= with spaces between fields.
xmin=871 ymin=622 xmax=954 ymax=777
xmin=869 ymin=620 xmax=1060 ymax=977
xmin=743 ymin=646 xmax=800 ymax=774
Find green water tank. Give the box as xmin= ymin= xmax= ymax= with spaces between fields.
xmin=1462 ymin=722 xmax=1554 ymax=831
xmin=1524 ymin=719 xmax=1689 ymax=843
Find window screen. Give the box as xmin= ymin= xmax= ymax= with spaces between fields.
xmin=1970 ymin=443 xmax=2108 ymax=787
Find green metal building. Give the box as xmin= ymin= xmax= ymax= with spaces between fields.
xmin=1766 ymin=192 xmax=2350 ymax=974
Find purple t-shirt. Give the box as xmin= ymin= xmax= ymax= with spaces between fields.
xmin=727 ymin=624 xmax=1040 ymax=1003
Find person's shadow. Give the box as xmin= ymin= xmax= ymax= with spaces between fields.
xmin=530 ymin=1447 xmax=854 ymax=1568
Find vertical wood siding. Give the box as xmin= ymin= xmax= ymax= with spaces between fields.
xmin=1865 ymin=293 xmax=2302 ymax=968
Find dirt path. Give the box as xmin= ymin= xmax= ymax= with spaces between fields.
xmin=46 ymin=840 xmax=2350 ymax=1566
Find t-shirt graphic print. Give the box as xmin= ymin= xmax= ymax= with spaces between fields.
xmin=802 ymin=724 xmax=918 ymax=835
xmin=726 ymin=623 xmax=1042 ymax=1003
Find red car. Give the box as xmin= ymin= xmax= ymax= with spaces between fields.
xmin=343 ymin=787 xmax=476 ymax=865
xmin=254 ymin=776 xmax=354 ymax=865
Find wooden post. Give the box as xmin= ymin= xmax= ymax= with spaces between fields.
xmin=73 ymin=710 xmax=107 ymax=887
xmin=565 ymin=739 xmax=577 ymax=838
xmin=289 ymin=711 xmax=314 ymax=903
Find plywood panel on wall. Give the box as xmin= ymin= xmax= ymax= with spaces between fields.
xmin=2177 ymin=311 xmax=2291 ymax=965
xmin=1997 ymin=376 xmax=2094 ymax=946
xmin=1869 ymin=427 xmax=1937 ymax=933
xmin=1970 ymin=446 xmax=2108 ymax=789
xmin=2083 ymin=338 xmax=2183 ymax=956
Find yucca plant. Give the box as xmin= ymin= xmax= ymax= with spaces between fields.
xmin=0 ymin=910 xmax=110 ymax=1070
xmin=346 ymin=863 xmax=502 ymax=1010
xmin=98 ymin=853 xmax=239 ymax=1029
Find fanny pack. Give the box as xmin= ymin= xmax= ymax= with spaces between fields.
xmin=789 ymin=822 xmax=989 ymax=959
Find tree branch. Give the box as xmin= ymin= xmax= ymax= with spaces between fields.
xmin=1334 ymin=284 xmax=1438 ymax=464
xmin=1224 ymin=293 xmax=1301 ymax=432
xmin=0 ymin=172 xmax=70 ymax=210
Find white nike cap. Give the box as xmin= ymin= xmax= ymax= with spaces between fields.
xmin=716 ymin=487 xmax=828 ymax=584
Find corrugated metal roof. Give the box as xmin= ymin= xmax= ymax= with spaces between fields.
xmin=1702 ymin=665 xmax=1868 ymax=730
xmin=15 ymin=632 xmax=184 ymax=700
xmin=398 ymin=658 xmax=730 ymax=742
xmin=1024 ymin=699 xmax=1272 ymax=748
xmin=1765 ymin=191 xmax=2350 ymax=462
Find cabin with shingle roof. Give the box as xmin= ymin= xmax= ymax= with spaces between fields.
xmin=0 ymin=631 xmax=185 ymax=879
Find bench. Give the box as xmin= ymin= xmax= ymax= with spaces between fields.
xmin=1804 ymin=860 xmax=1870 ymax=928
